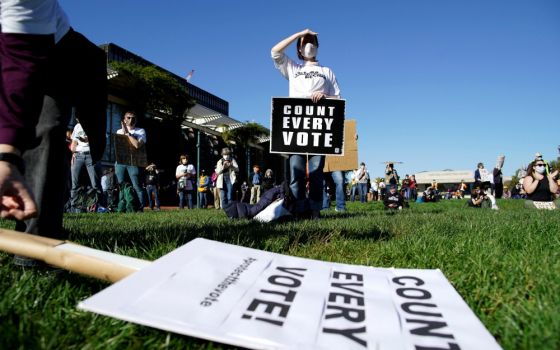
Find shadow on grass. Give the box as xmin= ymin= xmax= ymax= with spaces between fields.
xmin=64 ymin=208 xmax=396 ymax=259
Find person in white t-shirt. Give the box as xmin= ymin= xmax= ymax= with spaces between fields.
xmin=271 ymin=28 xmax=341 ymax=219
xmin=69 ymin=121 xmax=100 ymax=208
xmin=115 ymin=111 xmax=146 ymax=211
xmin=176 ymin=154 xmax=196 ymax=209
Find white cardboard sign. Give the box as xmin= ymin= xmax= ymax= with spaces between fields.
xmin=79 ymin=238 xmax=501 ymax=350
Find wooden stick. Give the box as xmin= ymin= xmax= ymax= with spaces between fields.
xmin=0 ymin=228 xmax=150 ymax=283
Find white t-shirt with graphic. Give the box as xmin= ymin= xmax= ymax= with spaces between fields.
xmin=271 ymin=51 xmax=340 ymax=98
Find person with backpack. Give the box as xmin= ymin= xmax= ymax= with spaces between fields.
xmin=197 ymin=169 xmax=209 ymax=209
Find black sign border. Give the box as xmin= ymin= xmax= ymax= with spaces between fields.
xmin=269 ymin=97 xmax=346 ymax=156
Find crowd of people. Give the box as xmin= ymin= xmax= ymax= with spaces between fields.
xmin=68 ymin=139 xmax=555 ymax=218
xmin=0 ymin=3 xmax=558 ymax=275
xmin=69 ymin=143 xmax=559 ymax=216
xmin=333 ymin=154 xmax=559 ymax=212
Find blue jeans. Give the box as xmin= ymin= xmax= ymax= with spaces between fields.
xmin=198 ymin=191 xmax=207 ymax=208
xmin=290 ymin=154 xmax=324 ymax=212
xmin=178 ymin=189 xmax=193 ymax=209
xmin=359 ymin=183 xmax=368 ymax=203
xmin=404 ymin=187 xmax=412 ymax=200
xmin=70 ymin=152 xmax=99 ymax=206
xmin=115 ymin=163 xmax=145 ymax=210
xmin=220 ymin=175 xmax=233 ymax=208
xmin=350 ymin=184 xmax=358 ymax=201
xmin=332 ymin=171 xmax=346 ymax=210
xmin=146 ymin=184 xmax=160 ymax=209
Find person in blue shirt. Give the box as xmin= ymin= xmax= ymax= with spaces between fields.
xmin=250 ymin=165 xmax=263 ymax=204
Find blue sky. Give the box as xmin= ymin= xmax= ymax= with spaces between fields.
xmin=59 ymin=0 xmax=560 ymax=178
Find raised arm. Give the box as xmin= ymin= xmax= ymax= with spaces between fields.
xmin=548 ymin=171 xmax=559 ymax=194
xmin=271 ymin=29 xmax=317 ymax=55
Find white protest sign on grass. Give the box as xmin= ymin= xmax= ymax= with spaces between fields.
xmin=79 ymin=238 xmax=502 ymax=350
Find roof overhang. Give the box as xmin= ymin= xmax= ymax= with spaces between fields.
xmin=414 ymin=170 xmax=474 ymax=184
xmin=186 ymin=104 xmax=244 ymax=133
xmin=185 ymin=104 xmax=270 ymax=143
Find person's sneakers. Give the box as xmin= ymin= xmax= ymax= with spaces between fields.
xmin=335 ymin=207 xmax=346 ymax=213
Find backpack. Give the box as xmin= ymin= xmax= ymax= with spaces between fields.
xmin=117 ymin=182 xmax=139 ymax=213
xmin=65 ymin=186 xmax=99 ymax=213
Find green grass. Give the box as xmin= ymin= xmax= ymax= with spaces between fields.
xmin=1 ymin=200 xmax=559 ymax=349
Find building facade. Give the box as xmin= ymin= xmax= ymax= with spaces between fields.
xmin=95 ymin=43 xmax=283 ymax=205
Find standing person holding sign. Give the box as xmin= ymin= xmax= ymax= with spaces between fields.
xmin=271 ymin=29 xmax=341 ymax=219
xmin=115 ymin=112 xmax=146 ymax=211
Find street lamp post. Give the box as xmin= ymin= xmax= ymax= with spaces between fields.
xmin=196 ymin=130 xmax=201 ymax=208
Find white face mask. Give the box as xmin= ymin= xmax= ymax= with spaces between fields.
xmin=301 ymin=43 xmax=317 ymax=59
xmin=535 ymin=165 xmax=546 ymax=174
xmin=223 ymin=155 xmax=231 ymax=161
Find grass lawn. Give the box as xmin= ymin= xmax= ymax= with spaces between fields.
xmin=1 ymin=199 xmax=559 ymax=349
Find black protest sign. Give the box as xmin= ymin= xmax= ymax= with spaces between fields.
xmin=270 ymin=97 xmax=345 ymax=155
xmin=113 ymin=134 xmax=148 ymax=167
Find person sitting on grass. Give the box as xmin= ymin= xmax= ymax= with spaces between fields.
xmin=468 ymin=187 xmax=499 ymax=210
xmin=522 ymin=160 xmax=559 ymax=210
xmin=422 ymin=186 xmax=438 ymax=202
xmin=384 ymin=185 xmax=405 ymax=211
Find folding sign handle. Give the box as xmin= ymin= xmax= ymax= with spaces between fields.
xmin=0 ymin=228 xmax=151 ymax=283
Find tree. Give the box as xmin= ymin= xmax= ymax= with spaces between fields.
xmin=109 ymin=61 xmax=196 ymax=123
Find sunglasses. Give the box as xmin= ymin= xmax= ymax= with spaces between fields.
xmin=535 ymin=164 xmax=545 ymax=167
